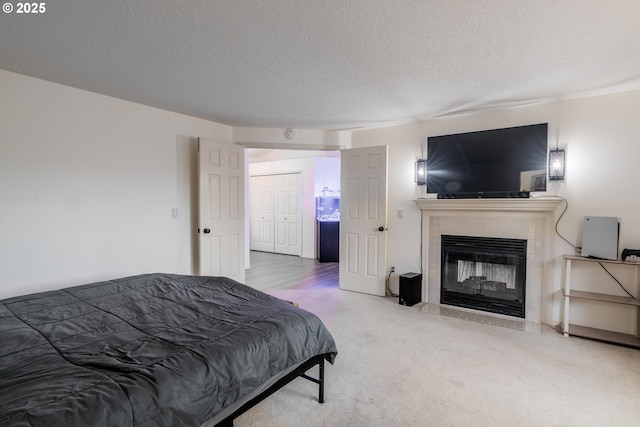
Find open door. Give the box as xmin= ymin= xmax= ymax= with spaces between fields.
xmin=198 ymin=138 xmax=245 ymax=283
xmin=339 ymin=145 xmax=388 ymax=296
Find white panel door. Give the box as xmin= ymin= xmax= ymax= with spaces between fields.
xmin=339 ymin=146 xmax=388 ymax=296
xmin=198 ymin=138 xmax=245 ymax=283
xmin=249 ymin=175 xmax=275 ymax=252
xmin=274 ymin=173 xmax=302 ymax=256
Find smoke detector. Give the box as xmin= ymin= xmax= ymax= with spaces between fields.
xmin=285 ymin=128 xmax=297 ymax=140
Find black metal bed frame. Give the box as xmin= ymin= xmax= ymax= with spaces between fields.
xmin=215 ymin=353 xmax=327 ymax=427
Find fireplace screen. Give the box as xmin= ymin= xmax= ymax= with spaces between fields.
xmin=441 ymin=235 xmax=526 ymax=318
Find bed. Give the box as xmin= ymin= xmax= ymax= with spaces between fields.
xmin=0 ymin=273 xmax=338 ymax=426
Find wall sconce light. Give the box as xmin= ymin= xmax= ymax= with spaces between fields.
xmin=549 ymin=148 xmax=565 ymax=181
xmin=415 ymin=159 xmax=427 ymax=185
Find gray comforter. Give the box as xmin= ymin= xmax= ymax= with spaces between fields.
xmin=0 ymin=274 xmax=337 ymax=426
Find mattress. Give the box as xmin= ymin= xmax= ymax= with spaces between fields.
xmin=0 ymin=273 xmax=337 ymax=426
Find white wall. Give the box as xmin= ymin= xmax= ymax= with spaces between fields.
xmin=0 ymin=70 xmax=232 ymax=299
xmin=352 ymin=89 xmax=640 ymax=329
xmin=248 ymin=148 xmax=339 ymax=164
xmin=234 ymin=126 xmax=349 ymax=148
xmin=313 ymin=157 xmax=341 ymax=197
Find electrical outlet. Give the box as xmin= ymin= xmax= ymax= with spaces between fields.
xmin=390 ymin=266 xmax=395 ymax=273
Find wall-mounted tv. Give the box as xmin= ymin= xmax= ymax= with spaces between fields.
xmin=426 ymin=123 xmax=548 ymax=198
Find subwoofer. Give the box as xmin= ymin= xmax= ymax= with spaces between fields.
xmin=399 ymin=273 xmax=422 ymax=306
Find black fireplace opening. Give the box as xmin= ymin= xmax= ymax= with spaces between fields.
xmin=441 ymin=235 xmax=527 ymax=318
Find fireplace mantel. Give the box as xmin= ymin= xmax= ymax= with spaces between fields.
xmin=414 ymin=198 xmax=562 ymax=213
xmin=414 ymin=197 xmax=563 ymax=332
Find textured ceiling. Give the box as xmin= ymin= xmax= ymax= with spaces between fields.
xmin=1 ymin=0 xmax=640 ymax=130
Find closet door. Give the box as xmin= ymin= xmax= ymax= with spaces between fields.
xmin=249 ymin=173 xmax=302 ymax=256
xmin=249 ymin=175 xmax=275 ymax=252
xmin=274 ymin=173 xmax=302 ymax=256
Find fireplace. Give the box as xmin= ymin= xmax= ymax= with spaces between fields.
xmin=415 ymin=198 xmax=563 ymax=332
xmin=441 ymin=235 xmax=527 ymax=318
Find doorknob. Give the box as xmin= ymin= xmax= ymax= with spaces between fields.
xmin=378 ymin=226 xmax=386 ymax=232
xmin=203 ymin=228 xmax=211 ymax=234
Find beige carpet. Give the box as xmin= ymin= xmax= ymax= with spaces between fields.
xmin=234 ymin=288 xmax=640 ymax=426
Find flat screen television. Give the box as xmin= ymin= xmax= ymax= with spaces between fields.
xmin=426 ymin=123 xmax=548 ymax=198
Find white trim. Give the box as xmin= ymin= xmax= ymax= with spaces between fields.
xmin=414 ymin=198 xmax=562 ymax=213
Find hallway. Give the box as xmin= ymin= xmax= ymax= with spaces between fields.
xmin=245 ymin=251 xmax=338 ymax=291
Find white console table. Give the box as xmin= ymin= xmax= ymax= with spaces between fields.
xmin=562 ymin=255 xmax=640 ymax=348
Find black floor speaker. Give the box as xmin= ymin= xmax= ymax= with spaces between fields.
xmin=399 ymin=273 xmax=422 ymax=306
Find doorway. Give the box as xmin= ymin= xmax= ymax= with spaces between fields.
xmin=247 ymin=148 xmax=341 ymax=262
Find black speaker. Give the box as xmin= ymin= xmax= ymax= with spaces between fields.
xmin=399 ymin=273 xmax=422 ymax=306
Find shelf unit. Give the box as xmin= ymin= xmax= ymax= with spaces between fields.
xmin=562 ymin=255 xmax=640 ymax=348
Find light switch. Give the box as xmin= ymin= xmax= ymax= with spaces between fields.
xmin=172 ymin=208 xmax=178 ymax=218
xmin=397 ymin=208 xmax=404 ymax=218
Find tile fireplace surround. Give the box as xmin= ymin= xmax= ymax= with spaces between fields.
xmin=414 ymin=198 xmax=562 ymax=333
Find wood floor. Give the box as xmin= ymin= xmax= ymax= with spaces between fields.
xmin=245 ymin=251 xmax=338 ymax=291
